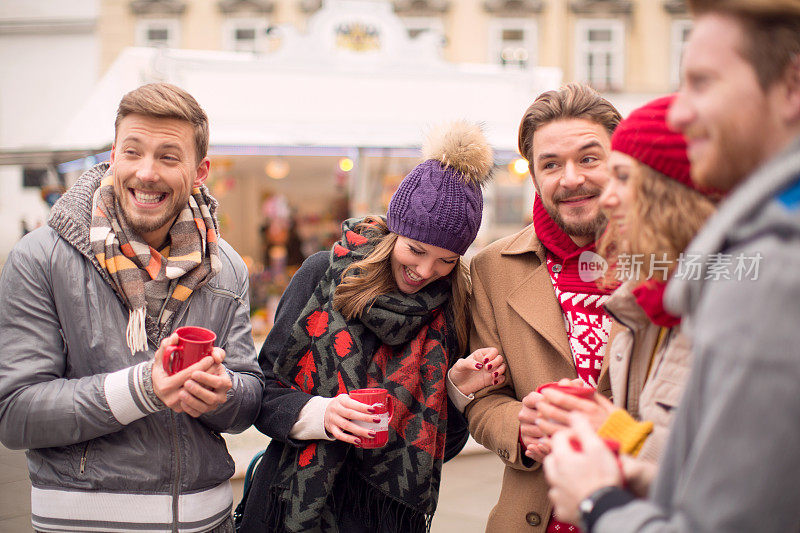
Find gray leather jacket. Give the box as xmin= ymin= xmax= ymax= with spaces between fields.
xmin=0 ymin=164 xmax=264 ymax=532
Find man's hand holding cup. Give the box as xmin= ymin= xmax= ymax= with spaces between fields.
xmin=152 ymin=327 xmax=232 ymax=417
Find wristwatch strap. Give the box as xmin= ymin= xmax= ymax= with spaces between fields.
xmin=579 ymin=486 xmax=635 ymax=532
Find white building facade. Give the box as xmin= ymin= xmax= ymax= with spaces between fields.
xmin=0 ymin=0 xmax=100 ymax=264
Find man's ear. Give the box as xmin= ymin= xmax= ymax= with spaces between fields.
xmin=109 ymin=144 xmax=116 ymax=165
xmin=780 ymin=54 xmax=800 ymax=124
xmin=194 ymin=158 xmax=210 ymax=187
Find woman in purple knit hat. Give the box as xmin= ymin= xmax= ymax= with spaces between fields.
xmin=237 ymin=121 xmax=503 ymax=533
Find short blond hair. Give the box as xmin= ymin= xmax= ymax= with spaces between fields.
xmin=115 ymin=83 xmax=209 ymax=163
xmin=518 ymin=83 xmax=621 ymax=168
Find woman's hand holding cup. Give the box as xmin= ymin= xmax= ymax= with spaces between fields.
xmin=323 ymin=393 xmax=384 ymax=446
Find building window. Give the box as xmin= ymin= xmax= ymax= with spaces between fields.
xmin=136 ymin=18 xmax=180 ymax=48
xmin=574 ymin=18 xmax=624 ymax=91
xmin=401 ymin=16 xmax=444 ymax=39
xmin=670 ymin=19 xmax=692 ymax=89
xmin=223 ymin=17 xmax=269 ymax=52
xmin=489 ymin=19 xmax=537 ymax=69
xmin=22 ymin=168 xmax=48 ymax=188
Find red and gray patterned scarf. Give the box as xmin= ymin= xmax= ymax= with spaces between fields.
xmin=269 ymin=217 xmax=455 ymax=533
xmin=89 ymin=171 xmax=221 ymax=354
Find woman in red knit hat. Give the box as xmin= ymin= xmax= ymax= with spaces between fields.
xmin=533 ymin=94 xmax=718 ymax=496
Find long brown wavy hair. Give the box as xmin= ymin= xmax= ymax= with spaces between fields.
xmin=597 ymin=163 xmax=716 ymax=286
xmin=333 ymin=217 xmax=471 ymax=354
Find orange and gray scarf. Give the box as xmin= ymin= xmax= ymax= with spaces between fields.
xmin=89 ymin=172 xmax=221 ymax=354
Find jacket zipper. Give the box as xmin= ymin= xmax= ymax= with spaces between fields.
xmin=170 ymin=410 xmax=181 ymax=533
xmin=205 ymin=284 xmax=247 ymax=307
xmin=79 ymin=441 xmax=91 ymax=475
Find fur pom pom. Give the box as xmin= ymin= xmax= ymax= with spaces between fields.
xmin=422 ymin=121 xmax=494 ymax=186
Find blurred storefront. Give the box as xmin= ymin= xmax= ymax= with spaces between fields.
xmin=43 ymin=0 xmax=561 ymax=335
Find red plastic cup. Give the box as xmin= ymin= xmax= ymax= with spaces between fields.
xmin=536 ymin=382 xmax=596 ymax=399
xmin=349 ymin=388 xmax=394 ymax=449
xmin=569 ymin=436 xmax=621 ymax=455
xmin=162 ymin=326 xmax=216 ymax=375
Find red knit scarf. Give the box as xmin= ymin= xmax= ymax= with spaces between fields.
xmin=632 ymin=279 xmax=681 ymax=328
xmin=532 ymin=196 xmax=611 ymax=296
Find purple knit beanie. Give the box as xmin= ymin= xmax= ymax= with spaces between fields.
xmin=387 ymin=121 xmax=494 ymax=255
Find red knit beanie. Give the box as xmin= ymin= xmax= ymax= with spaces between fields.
xmin=611 ymin=94 xmax=697 ymax=191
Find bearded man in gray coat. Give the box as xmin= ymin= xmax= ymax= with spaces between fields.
xmin=0 ymin=83 xmax=263 ymax=533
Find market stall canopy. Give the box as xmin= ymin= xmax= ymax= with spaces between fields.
xmin=51 ymin=0 xmax=562 ymax=154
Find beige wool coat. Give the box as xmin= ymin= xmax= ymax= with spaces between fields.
xmin=604 ymin=280 xmax=693 ymax=469
xmin=465 ymin=223 xmax=611 ymax=533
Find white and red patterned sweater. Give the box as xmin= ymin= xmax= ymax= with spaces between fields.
xmin=531 ymin=196 xmax=613 ymax=533
xmin=546 ymin=255 xmax=611 ymax=389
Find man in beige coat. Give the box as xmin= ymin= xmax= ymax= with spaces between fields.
xmin=465 ymin=83 xmax=621 ymax=532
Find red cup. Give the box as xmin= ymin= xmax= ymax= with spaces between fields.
xmin=162 ymin=326 xmax=216 ymax=375
xmin=349 ymin=388 xmax=394 ymax=449
xmin=569 ymin=436 xmax=621 ymax=455
xmin=536 ymin=382 xmax=596 ymax=399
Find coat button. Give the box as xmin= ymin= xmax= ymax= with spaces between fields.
xmin=526 ymin=512 xmax=542 ymax=526
xmin=615 ymin=352 xmax=623 ymax=361
xmin=551 ymin=264 xmax=562 ymax=273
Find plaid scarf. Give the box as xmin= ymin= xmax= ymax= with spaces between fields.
xmin=269 ymin=217 xmax=455 ymax=533
xmin=89 ymin=171 xmax=221 ymax=354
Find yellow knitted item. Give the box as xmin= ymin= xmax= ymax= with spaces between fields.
xmin=597 ymin=409 xmax=654 ymax=456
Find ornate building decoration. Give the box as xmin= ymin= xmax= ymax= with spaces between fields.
xmin=569 ymin=0 xmax=633 ymax=15
xmin=217 ymin=0 xmax=274 ymax=14
xmin=482 ymin=0 xmax=544 ymax=15
xmin=129 ymin=0 xmax=186 ymax=16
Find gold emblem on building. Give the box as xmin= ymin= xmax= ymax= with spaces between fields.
xmin=335 ymin=22 xmax=381 ymax=52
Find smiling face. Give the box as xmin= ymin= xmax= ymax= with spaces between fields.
xmin=390 ymin=236 xmax=459 ymax=294
xmin=110 ymin=113 xmax=210 ymax=249
xmin=531 ymin=118 xmax=611 ymax=245
xmin=668 ymin=13 xmax=794 ymax=192
xmin=600 ymin=150 xmax=637 ymax=237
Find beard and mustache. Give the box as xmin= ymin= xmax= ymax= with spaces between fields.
xmin=539 ymin=185 xmax=608 ymax=238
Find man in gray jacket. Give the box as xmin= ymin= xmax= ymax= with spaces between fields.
xmin=0 ymin=83 xmax=263 ymax=532
xmin=542 ymin=1 xmax=800 ymax=531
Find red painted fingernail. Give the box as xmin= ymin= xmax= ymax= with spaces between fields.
xmin=368 ymin=431 xmax=376 ymax=437
xmin=493 ymin=380 xmax=499 ymax=385
xmin=487 ymin=364 xmax=493 ymax=370
xmin=373 ymin=418 xmax=381 ymax=423
xmin=354 ymin=439 xmax=361 ymax=445
xmin=483 ymin=358 xmax=489 ymax=363
xmin=494 ymin=371 xmax=499 ymax=377
xmin=475 ymin=363 xmax=483 ymax=369
xmin=367 ymin=408 xmax=375 ymax=413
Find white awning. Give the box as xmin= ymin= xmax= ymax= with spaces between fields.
xmin=51 ymin=47 xmax=562 ymax=154
xmin=50 ymin=0 xmax=562 ymax=154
